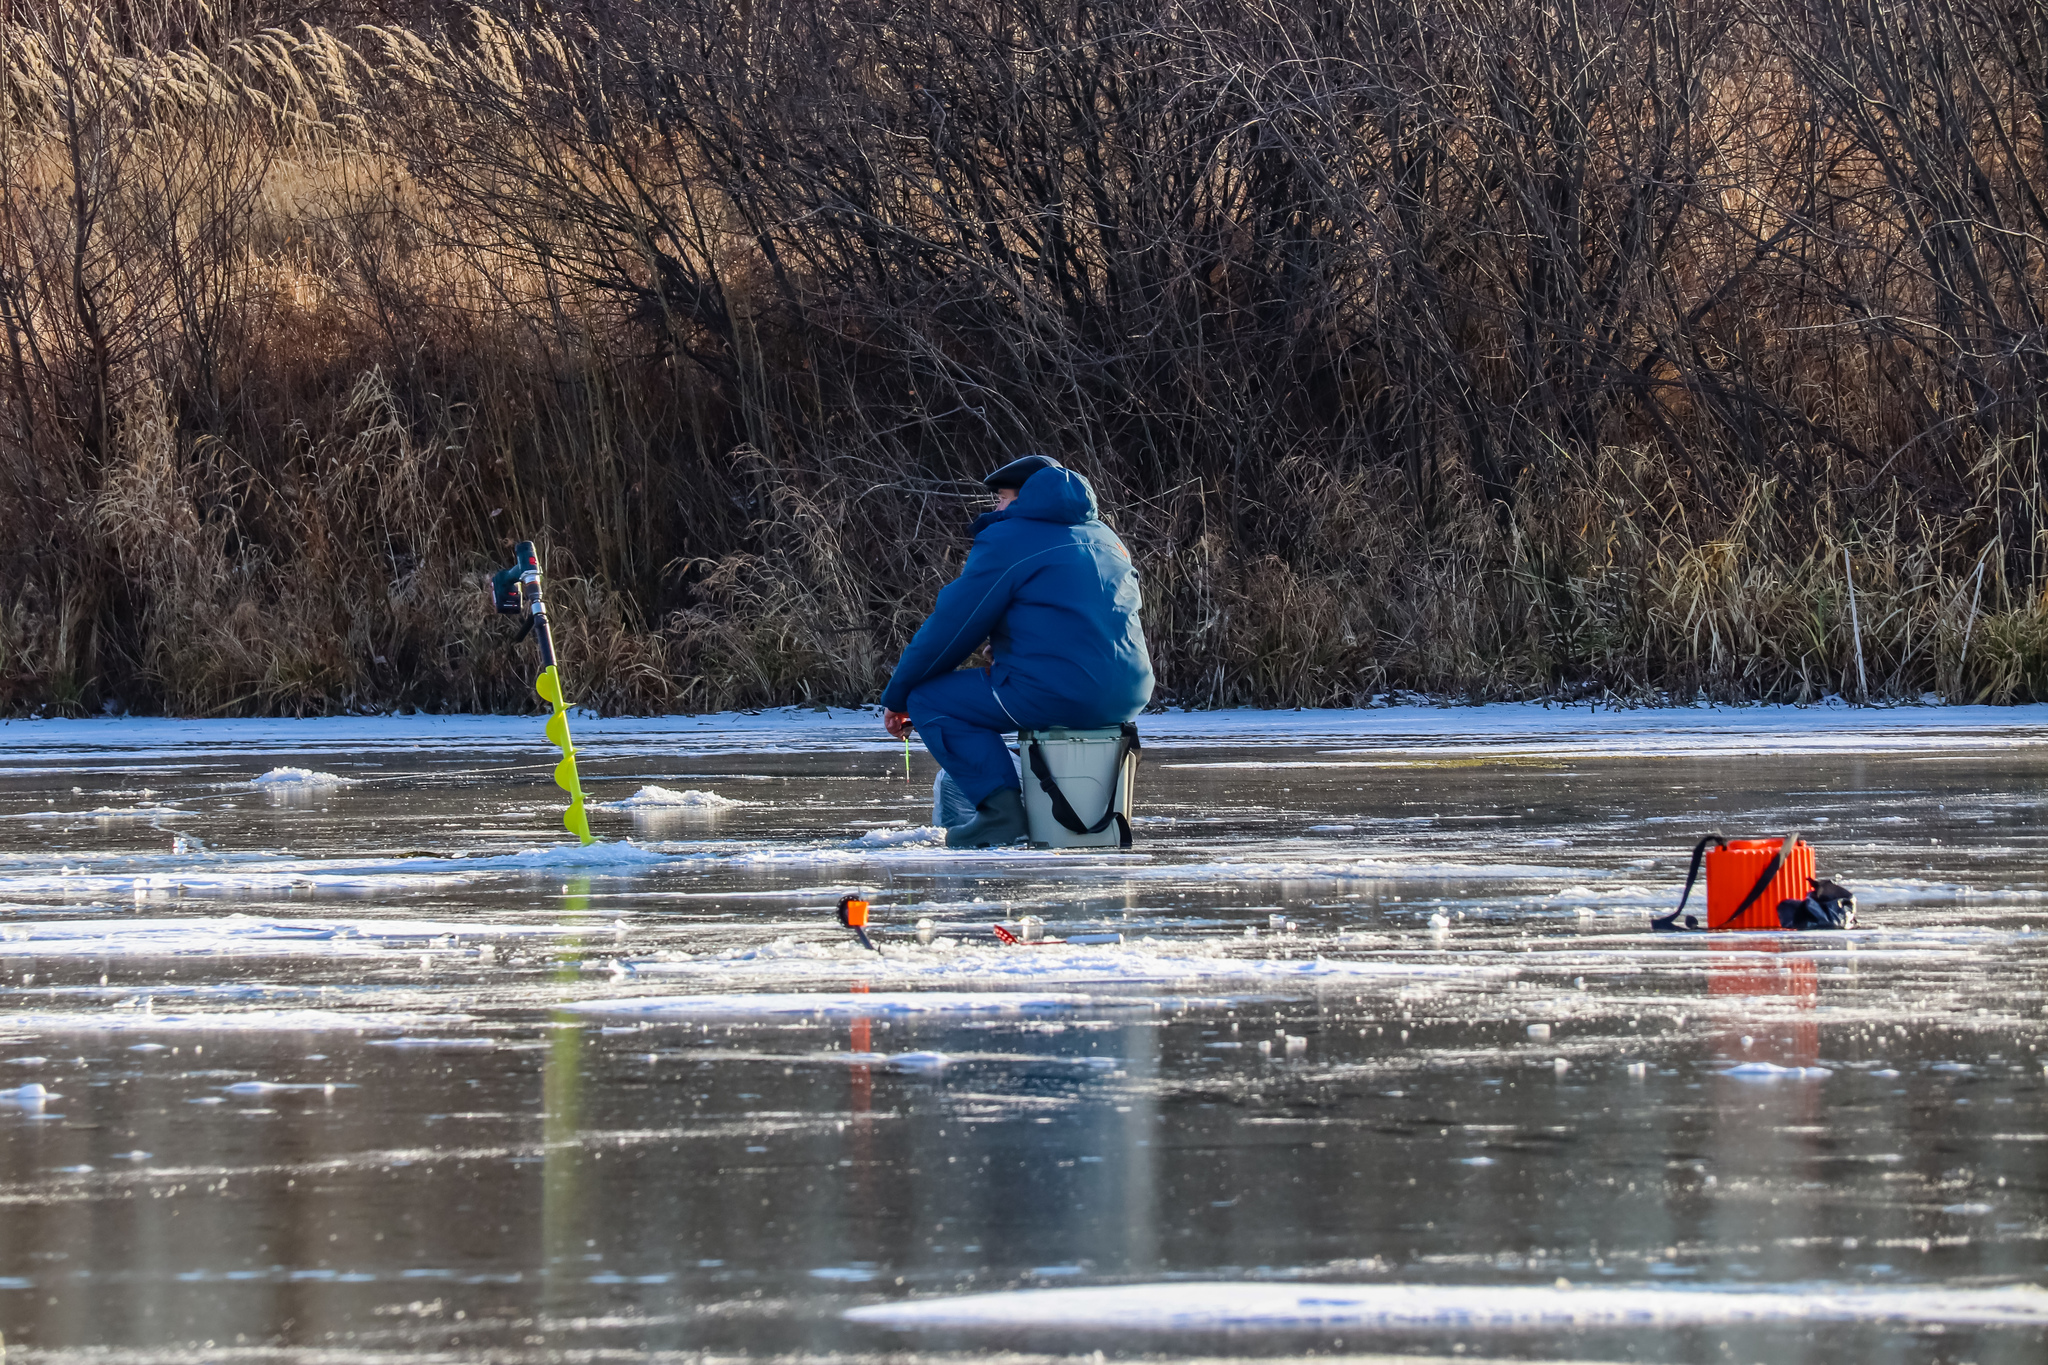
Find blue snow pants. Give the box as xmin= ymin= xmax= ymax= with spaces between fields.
xmin=905 ymin=668 xmax=1043 ymax=807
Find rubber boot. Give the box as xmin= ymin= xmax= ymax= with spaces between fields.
xmin=945 ymin=786 xmax=1029 ymax=848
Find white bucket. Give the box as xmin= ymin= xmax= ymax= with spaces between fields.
xmin=932 ymin=751 xmax=1022 ymax=827
xmin=932 ymin=768 xmax=980 ymax=826
xmin=1016 ymin=725 xmax=1140 ymax=848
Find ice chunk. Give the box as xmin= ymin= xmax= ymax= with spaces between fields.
xmin=221 ymin=1080 xmax=344 ymax=1094
xmin=1723 ymin=1061 xmax=1832 ymax=1080
xmin=855 ymin=825 xmax=946 ymax=848
xmin=366 ymin=1037 xmax=494 ymax=1049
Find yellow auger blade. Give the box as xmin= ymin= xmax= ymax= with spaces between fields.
xmin=534 ymin=665 xmax=593 ymax=845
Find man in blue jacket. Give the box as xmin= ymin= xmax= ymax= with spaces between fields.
xmin=881 ymin=454 xmax=1154 ymax=847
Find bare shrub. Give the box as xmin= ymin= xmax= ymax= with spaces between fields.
xmin=3 ymin=0 xmax=2048 ymax=714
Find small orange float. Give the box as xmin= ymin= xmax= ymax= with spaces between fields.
xmin=836 ymin=893 xmax=877 ymax=952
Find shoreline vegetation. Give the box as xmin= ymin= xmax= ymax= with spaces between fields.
xmin=4 ymin=0 xmax=2048 ymax=717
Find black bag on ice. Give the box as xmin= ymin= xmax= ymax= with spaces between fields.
xmin=1777 ymin=878 xmax=1857 ymax=930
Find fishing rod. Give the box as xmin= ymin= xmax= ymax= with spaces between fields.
xmin=492 ymin=540 xmax=594 ymax=846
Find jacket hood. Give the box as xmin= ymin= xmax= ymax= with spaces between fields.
xmin=1004 ymin=466 xmax=1098 ymax=526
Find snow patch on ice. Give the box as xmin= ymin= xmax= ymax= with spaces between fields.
xmin=0 ymin=1009 xmax=469 ymax=1034
xmin=650 ymin=837 xmax=1094 ymax=868
xmin=251 ymin=767 xmax=351 ymax=787
xmin=16 ymin=699 xmax=2048 ymax=767
xmin=459 ymin=839 xmax=673 ymax=869
xmin=565 ymin=991 xmax=1165 ymax=1019
xmin=0 ymin=840 xmax=668 ymax=897
xmin=0 ymin=915 xmax=557 ymax=958
xmin=1121 ymin=857 xmax=1593 ymax=883
xmin=623 ymin=935 xmax=1509 ymax=987
xmin=598 ymin=785 xmax=742 ymax=810
xmin=1538 ymin=874 xmax=1981 ymax=911
xmin=843 ymin=1281 xmax=2048 ymax=1330
xmin=6 ymin=804 xmax=193 ymax=821
xmin=855 ymin=825 xmax=947 ymax=848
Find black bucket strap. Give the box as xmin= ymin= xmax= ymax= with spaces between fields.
xmin=1652 ymin=833 xmax=1798 ymax=932
xmin=1025 ymin=723 xmax=1141 ymax=850
xmin=1652 ymin=834 xmax=1725 ymax=932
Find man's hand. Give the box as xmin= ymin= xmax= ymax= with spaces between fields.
xmin=883 ymin=709 xmax=913 ymax=739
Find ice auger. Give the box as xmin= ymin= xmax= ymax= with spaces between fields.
xmin=493 ymin=540 xmax=593 ymax=845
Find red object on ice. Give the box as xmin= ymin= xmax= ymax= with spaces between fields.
xmin=1705 ymin=838 xmax=1815 ymax=931
xmin=991 ymin=924 xmax=1066 ymax=946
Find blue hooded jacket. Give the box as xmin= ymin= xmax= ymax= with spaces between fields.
xmin=879 ymin=467 xmax=1154 ymax=723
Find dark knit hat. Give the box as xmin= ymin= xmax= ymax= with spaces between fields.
xmin=981 ymin=453 xmax=1062 ymax=490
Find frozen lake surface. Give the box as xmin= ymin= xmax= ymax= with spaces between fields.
xmin=2 ymin=701 xmax=2046 ymax=1363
